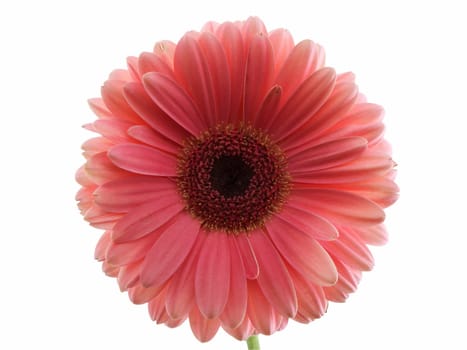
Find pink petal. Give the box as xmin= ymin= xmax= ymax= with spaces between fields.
xmin=337 ymin=71 xmax=356 ymax=84
xmin=92 ymin=119 xmax=133 ymax=143
xmin=335 ymin=259 xmax=362 ymax=294
xmin=117 ymin=261 xmax=141 ymax=291
xmin=102 ymin=261 xmax=119 ymax=277
xmin=244 ymin=34 xmax=274 ymax=123
xmin=220 ymin=236 xmax=248 ymax=329
xmin=154 ymin=311 xmax=171 ymax=327
xmin=75 ymin=165 xmax=95 ymax=187
xmin=248 ymin=230 xmax=297 ymax=317
xmin=275 ymin=40 xmax=322 ymax=101
xmin=268 ymin=28 xmax=295 ymax=73
xmin=82 ymin=122 xmax=96 ymax=133
xmin=126 ymin=56 xmax=140 ymax=82
xmin=335 ymin=176 xmax=399 ymax=208
xmin=127 ymin=125 xmax=179 ymax=155
xmin=81 ymin=137 xmax=114 ymax=159
xmin=108 ymin=69 xmax=131 ymax=81
xmin=289 ymin=268 xmax=327 ymax=321
xmin=315 ymin=44 xmax=326 ymax=71
xmin=195 ymin=232 xmax=231 ymax=319
xmin=268 ymin=68 xmax=336 ymax=139
xmin=76 ymin=186 xmax=94 ymax=214
xmin=148 ymin=288 xmax=169 ymax=323
xmin=198 ymin=32 xmax=231 ymax=123
xmin=254 ymin=85 xmax=282 ymax=130
xmin=216 ymin=22 xmax=245 ymax=123
xmin=189 ymin=306 xmax=221 ymax=342
xmin=280 ymin=81 xmax=358 ymax=151
xmin=153 ymin=40 xmax=176 ymax=67
xmin=277 ymin=205 xmax=339 ymax=241
xmin=292 ymin=153 xmax=394 ymax=184
xmin=324 ymin=282 xmax=348 ymax=302
xmin=301 ymin=82 xmax=359 ymax=141
xmin=277 ymin=316 xmax=288 ymax=331
xmin=84 ymin=152 xmax=129 ymax=185
xmin=372 ymin=139 xmax=393 ymax=155
xmin=330 ymin=103 xmax=384 ymax=145
xmin=95 ymin=230 xmax=112 ymax=261
xmin=94 ymin=175 xmax=176 ymax=212
xmin=143 ymin=72 xmax=206 ymax=135
xmin=165 ymin=233 xmax=206 ymax=320
xmin=323 ymin=258 xmax=362 ymax=302
xmin=111 ymin=200 xmax=184 ymax=243
xmin=141 ymin=212 xmax=200 ymax=288
xmin=88 ymin=98 xmax=113 ymax=119
xmin=123 ymin=82 xmax=188 ymax=144
xmin=247 ymin=280 xmax=281 ymax=335
xmin=165 ymin=316 xmax=186 ymax=328
xmin=76 ymin=184 xmax=92 ymax=203
xmin=222 ymin=317 xmax=255 ymax=341
xmin=288 ymin=137 xmax=368 ymax=171
xmin=241 ymin=17 xmax=268 ymax=47
xmin=138 ymin=52 xmax=176 ymax=79
xmin=321 ymin=227 xmax=374 ymax=271
xmin=101 ymin=80 xmax=142 ymax=123
xmin=128 ymin=283 xmax=163 ymax=305
xmin=76 ymin=187 xmax=94 ymax=205
xmin=235 ymin=235 xmax=259 ymax=279
xmin=352 ymin=224 xmax=388 ymax=246
xmin=347 ymin=103 xmax=384 ymax=124
xmin=84 ymin=206 xmax=122 ymax=229
xmin=108 ymin=143 xmax=177 ymax=176
xmin=174 ymin=33 xmax=229 ymax=126
xmin=288 ymin=189 xmax=385 ymax=226
xmin=201 ymin=21 xmax=219 ymax=33
xmin=266 ymin=216 xmax=338 ymax=286
xmin=106 ymin=232 xmax=161 ymax=266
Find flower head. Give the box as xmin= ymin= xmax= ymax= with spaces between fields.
xmin=76 ymin=17 xmax=398 ymax=342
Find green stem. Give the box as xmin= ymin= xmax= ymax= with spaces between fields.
xmin=246 ymin=335 xmax=260 ymax=350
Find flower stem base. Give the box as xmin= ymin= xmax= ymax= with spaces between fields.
xmin=246 ymin=335 xmax=260 ymax=350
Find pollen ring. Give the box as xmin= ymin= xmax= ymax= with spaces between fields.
xmin=176 ymin=124 xmax=290 ymax=234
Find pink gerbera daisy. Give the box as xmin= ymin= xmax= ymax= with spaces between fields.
xmin=76 ymin=17 xmax=398 ymax=343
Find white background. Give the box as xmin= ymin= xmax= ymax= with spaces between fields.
xmin=1 ymin=0 xmax=466 ymax=349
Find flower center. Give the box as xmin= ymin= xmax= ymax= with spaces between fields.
xmin=210 ymin=155 xmax=254 ymax=198
xmin=177 ymin=125 xmax=290 ymax=234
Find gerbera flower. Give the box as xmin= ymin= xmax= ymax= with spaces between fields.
xmin=76 ymin=17 xmax=398 ymax=343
